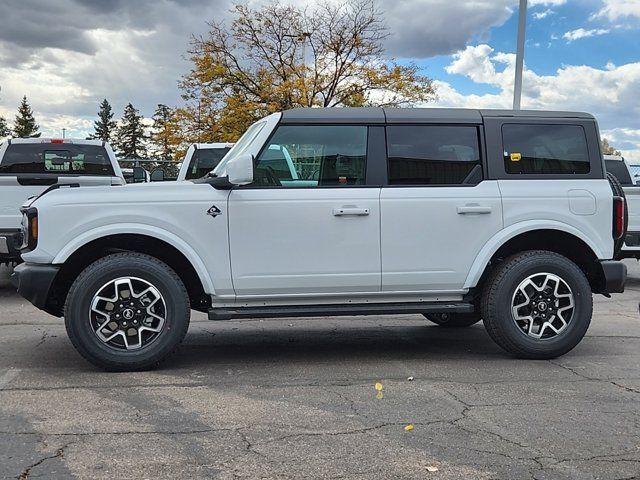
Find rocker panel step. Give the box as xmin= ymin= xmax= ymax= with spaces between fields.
xmin=208 ymin=302 xmax=474 ymax=321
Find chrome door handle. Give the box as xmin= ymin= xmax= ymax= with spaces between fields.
xmin=457 ymin=205 xmax=492 ymax=215
xmin=333 ymin=207 xmax=370 ymax=216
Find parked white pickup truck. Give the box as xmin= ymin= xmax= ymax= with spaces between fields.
xmin=604 ymin=155 xmax=640 ymax=259
xmin=176 ymin=143 xmax=234 ymax=181
xmin=13 ymin=108 xmax=627 ymax=370
xmin=0 ymin=138 xmax=124 ymax=263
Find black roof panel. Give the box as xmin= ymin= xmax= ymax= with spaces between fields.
xmin=480 ymin=109 xmax=595 ymax=119
xmin=384 ymin=108 xmax=482 ymax=124
xmin=281 ymin=107 xmax=385 ymax=124
xmin=279 ymin=107 xmax=595 ymax=124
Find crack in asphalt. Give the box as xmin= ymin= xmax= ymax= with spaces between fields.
xmin=549 ymin=360 xmax=640 ymax=395
xmin=17 ymin=444 xmax=69 ymax=480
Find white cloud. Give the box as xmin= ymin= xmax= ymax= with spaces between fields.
xmin=529 ymin=0 xmax=566 ymax=5
xmin=533 ymin=9 xmax=554 ymax=20
xmin=563 ymin=28 xmax=610 ymax=42
xmin=592 ymin=0 xmax=640 ymax=21
xmin=433 ymin=44 xmax=640 ymax=160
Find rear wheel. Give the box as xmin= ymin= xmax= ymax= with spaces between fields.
xmin=423 ymin=312 xmax=481 ymax=328
xmin=64 ymin=252 xmax=190 ymax=371
xmin=481 ymin=250 xmax=592 ymax=359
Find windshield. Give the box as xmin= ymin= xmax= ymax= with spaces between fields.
xmin=212 ymin=121 xmax=266 ymax=176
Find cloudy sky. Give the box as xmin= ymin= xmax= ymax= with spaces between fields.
xmin=0 ymin=0 xmax=639 ymax=158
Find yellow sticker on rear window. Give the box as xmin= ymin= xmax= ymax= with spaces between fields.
xmin=510 ymin=153 xmax=522 ymax=162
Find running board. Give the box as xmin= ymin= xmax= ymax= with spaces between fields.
xmin=208 ymin=302 xmax=474 ymax=321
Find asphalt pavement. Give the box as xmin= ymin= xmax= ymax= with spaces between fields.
xmin=0 ymin=262 xmax=639 ymax=479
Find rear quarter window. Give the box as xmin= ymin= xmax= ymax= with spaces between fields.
xmin=0 ymin=144 xmax=115 ymax=175
xmin=502 ymin=124 xmax=590 ymax=175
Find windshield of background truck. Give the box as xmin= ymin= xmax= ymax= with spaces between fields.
xmin=212 ymin=121 xmax=266 ymax=176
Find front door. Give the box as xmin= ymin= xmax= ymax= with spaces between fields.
xmin=229 ymin=124 xmax=381 ymax=296
xmin=380 ymin=124 xmax=503 ymax=292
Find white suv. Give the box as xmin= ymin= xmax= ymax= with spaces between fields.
xmin=12 ymin=108 xmax=627 ymax=370
xmin=0 ymin=138 xmax=124 ymax=262
xmin=604 ymin=155 xmax=640 ymax=259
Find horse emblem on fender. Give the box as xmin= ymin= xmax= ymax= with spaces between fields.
xmin=207 ymin=205 xmax=222 ymax=218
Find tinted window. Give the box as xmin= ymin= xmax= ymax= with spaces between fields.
xmin=253 ymin=125 xmax=367 ymax=187
xmin=387 ymin=125 xmax=482 ymax=185
xmin=186 ymin=147 xmax=231 ymax=180
xmin=605 ymin=160 xmax=634 ymax=186
xmin=0 ymin=144 xmax=114 ymax=175
xmin=502 ymin=124 xmax=590 ymax=175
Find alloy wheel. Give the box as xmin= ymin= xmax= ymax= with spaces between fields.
xmin=89 ymin=277 xmax=167 ymax=350
xmin=511 ymin=272 xmax=575 ymax=340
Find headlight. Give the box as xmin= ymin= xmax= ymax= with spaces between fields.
xmin=19 ymin=207 xmax=38 ymax=251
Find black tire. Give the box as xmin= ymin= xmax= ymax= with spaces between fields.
xmin=481 ymin=250 xmax=593 ymax=359
xmin=423 ymin=312 xmax=481 ymax=328
xmin=606 ymin=172 xmax=629 ymax=258
xmin=64 ymin=252 xmax=190 ymax=371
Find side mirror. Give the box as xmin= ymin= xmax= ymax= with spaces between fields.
xmin=226 ymin=153 xmax=254 ymax=185
xmin=132 ymin=166 xmax=146 ymax=183
xmin=150 ymin=169 xmax=165 ymax=182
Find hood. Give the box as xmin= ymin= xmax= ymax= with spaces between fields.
xmin=30 ymin=180 xmax=221 ymax=210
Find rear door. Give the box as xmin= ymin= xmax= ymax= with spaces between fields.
xmin=380 ymin=123 xmax=503 ymax=291
xmin=0 ymin=142 xmax=118 ymax=231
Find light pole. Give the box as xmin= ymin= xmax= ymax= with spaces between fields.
xmin=513 ymin=0 xmax=527 ymax=110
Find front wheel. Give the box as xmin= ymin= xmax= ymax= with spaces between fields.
xmin=64 ymin=252 xmax=191 ymax=371
xmin=481 ymin=250 xmax=593 ymax=359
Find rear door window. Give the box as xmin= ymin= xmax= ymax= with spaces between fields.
xmin=502 ymin=124 xmax=590 ymax=175
xmin=386 ymin=125 xmax=482 ymax=185
xmin=0 ymin=144 xmax=114 ymax=175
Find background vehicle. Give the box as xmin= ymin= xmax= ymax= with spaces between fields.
xmin=0 ymin=138 xmax=124 ymax=263
xmin=13 ymin=108 xmax=627 ymax=370
xmin=177 ymin=143 xmax=233 ymax=181
xmin=605 ymin=154 xmax=640 ymax=259
xmin=121 ymin=167 xmax=150 ymax=184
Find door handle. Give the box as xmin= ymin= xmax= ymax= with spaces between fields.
xmin=333 ymin=207 xmax=370 ymax=216
xmin=457 ymin=204 xmax=492 ymax=215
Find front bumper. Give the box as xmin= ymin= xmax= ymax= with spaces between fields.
xmin=11 ymin=263 xmax=60 ymax=312
xmin=0 ymin=230 xmax=23 ymax=260
xmin=599 ymin=260 xmax=627 ymax=294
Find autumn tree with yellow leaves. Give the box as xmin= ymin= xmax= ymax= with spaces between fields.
xmin=178 ymin=0 xmax=436 ymax=140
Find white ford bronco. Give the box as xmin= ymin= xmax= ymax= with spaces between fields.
xmin=604 ymin=154 xmax=640 ymax=260
xmin=12 ymin=108 xmax=627 ymax=371
xmin=0 ymin=138 xmax=124 ymax=263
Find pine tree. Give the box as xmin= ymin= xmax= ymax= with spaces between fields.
xmin=115 ymin=103 xmax=148 ymax=159
xmin=13 ymin=96 xmax=40 ymax=138
xmin=0 ymin=116 xmax=9 ymax=138
xmin=90 ymin=99 xmax=117 ymax=142
xmin=151 ymin=104 xmax=177 ymax=160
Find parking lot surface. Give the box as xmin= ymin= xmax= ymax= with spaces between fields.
xmin=0 ymin=262 xmax=639 ymax=480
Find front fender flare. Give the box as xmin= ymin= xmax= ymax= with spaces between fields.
xmin=52 ymin=223 xmax=215 ymax=295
